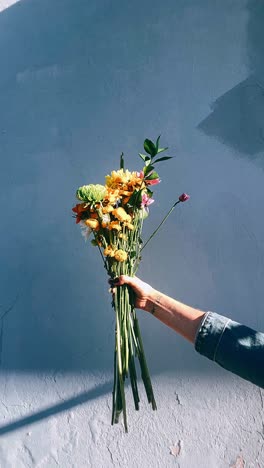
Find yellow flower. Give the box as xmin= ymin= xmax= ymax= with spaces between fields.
xmin=120 ymin=190 xmax=131 ymax=196
xmin=123 ymin=221 xmax=134 ymax=230
xmin=85 ymin=218 xmax=100 ymax=230
xmin=102 ymin=205 xmax=114 ymax=214
xmin=106 ymin=169 xmax=132 ymax=188
xmin=114 ymin=249 xmax=128 ymax=262
xmin=104 ymin=245 xmax=116 ymax=257
xmin=104 ymin=188 xmax=120 ymax=204
xmin=112 ymin=207 xmax=130 ymax=222
xmin=128 ymin=172 xmax=145 ymax=189
xmin=109 ymin=221 xmax=122 ymax=231
xmin=118 ymin=233 xmax=127 ymax=240
xmin=106 ymin=169 xmax=144 ymax=191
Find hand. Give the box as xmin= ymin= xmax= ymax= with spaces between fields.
xmin=110 ymin=275 xmax=205 ymax=343
xmin=109 ymin=275 xmax=154 ymax=312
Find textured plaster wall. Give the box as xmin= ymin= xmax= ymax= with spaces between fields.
xmin=0 ymin=0 xmax=264 ymax=466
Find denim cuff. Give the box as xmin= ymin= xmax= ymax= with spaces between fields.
xmin=195 ymin=311 xmax=230 ymax=361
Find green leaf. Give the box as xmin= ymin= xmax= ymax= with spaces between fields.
xmin=139 ymin=153 xmax=147 ymax=162
xmin=145 ymin=170 xmax=159 ymax=180
xmin=152 ymin=156 xmax=172 ymax=163
xmin=127 ymin=189 xmax=141 ymax=208
xmin=144 ymin=139 xmax=157 ymax=157
xmin=155 ymin=135 xmax=161 ymax=150
xmin=120 ymin=152 xmax=124 ymax=169
xmin=145 ymin=156 xmax=151 ymax=166
xmin=143 ymin=164 xmax=154 ymax=175
xmin=156 ymin=147 xmax=169 ymax=154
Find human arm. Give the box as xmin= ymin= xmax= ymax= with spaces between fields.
xmin=113 ymin=275 xmax=205 ymax=343
xmin=112 ymin=275 xmax=264 ymax=389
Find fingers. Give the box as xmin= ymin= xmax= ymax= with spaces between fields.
xmin=108 ymin=275 xmax=136 ymax=288
xmin=108 ymin=276 xmax=131 ymax=297
xmin=118 ymin=275 xmax=135 ymax=286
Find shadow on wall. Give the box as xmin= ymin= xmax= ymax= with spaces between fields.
xmin=198 ymin=0 xmax=264 ymax=165
xmin=0 ymin=380 xmax=112 ymax=436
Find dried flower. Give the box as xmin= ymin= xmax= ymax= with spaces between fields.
xmin=85 ymin=218 xmax=100 ymax=230
xmin=104 ymin=245 xmax=116 ymax=257
xmin=112 ymin=207 xmax=131 ymax=222
xmin=102 ymin=205 xmax=114 ymax=214
xmin=123 ymin=221 xmax=134 ymax=230
xmin=109 ymin=221 xmax=122 ymax=231
xmin=106 ymin=169 xmax=143 ymax=191
xmin=179 ymin=193 xmax=190 ymax=202
xmin=114 ymin=249 xmax=128 ymax=262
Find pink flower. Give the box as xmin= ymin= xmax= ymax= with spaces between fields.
xmin=141 ymin=193 xmax=154 ymax=207
xmin=145 ymin=178 xmax=160 ymax=186
xmin=179 ymin=193 xmax=190 ymax=202
xmin=136 ymin=171 xmax=144 ymax=179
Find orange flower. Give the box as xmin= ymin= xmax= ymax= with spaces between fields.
xmin=106 ymin=169 xmax=144 ymax=192
xmin=102 ymin=205 xmax=114 ymax=214
xmin=112 ymin=207 xmax=131 ymax=222
xmin=120 ymin=190 xmax=132 ymax=196
xmin=109 ymin=221 xmax=122 ymax=231
xmin=85 ymin=219 xmax=100 ymax=230
xmin=104 ymin=188 xmax=120 ymax=205
xmin=114 ymin=249 xmax=128 ymax=262
xmin=123 ymin=221 xmax=134 ymax=230
xmin=104 ymin=245 xmax=116 ymax=257
xmin=72 ymin=203 xmax=89 ymax=223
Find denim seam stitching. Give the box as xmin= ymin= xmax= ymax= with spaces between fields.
xmin=194 ymin=311 xmax=210 ymax=346
xmin=195 ymin=312 xmax=211 ymax=353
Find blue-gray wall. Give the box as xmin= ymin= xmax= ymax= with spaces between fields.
xmin=0 ymin=0 xmax=263 ymax=466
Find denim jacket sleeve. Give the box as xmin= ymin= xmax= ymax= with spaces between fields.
xmin=195 ymin=312 xmax=264 ymax=389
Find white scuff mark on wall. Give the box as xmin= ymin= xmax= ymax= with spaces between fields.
xmin=170 ymin=440 xmax=182 ymax=457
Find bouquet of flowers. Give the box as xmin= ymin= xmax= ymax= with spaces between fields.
xmin=72 ymin=137 xmax=189 ymax=432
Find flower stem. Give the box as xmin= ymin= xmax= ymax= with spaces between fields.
xmin=140 ymin=200 xmax=180 ymax=252
xmin=111 ymin=347 xmax=117 ymax=425
xmin=133 ymin=311 xmax=157 ymax=410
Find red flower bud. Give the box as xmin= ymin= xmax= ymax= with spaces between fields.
xmin=179 ymin=193 xmax=190 ymax=202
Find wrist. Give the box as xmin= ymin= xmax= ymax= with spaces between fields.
xmin=145 ymin=289 xmax=162 ymax=314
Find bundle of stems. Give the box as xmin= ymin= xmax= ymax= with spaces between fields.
xmin=107 ymin=211 xmax=157 ymax=432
